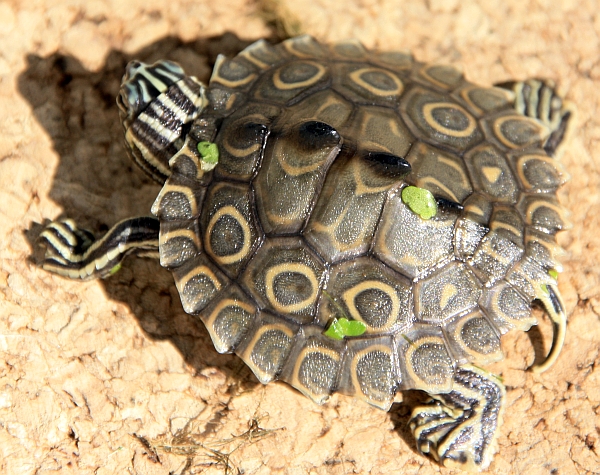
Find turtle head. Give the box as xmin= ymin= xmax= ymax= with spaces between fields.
xmin=118 ymin=60 xmax=186 ymax=128
xmin=117 ymin=60 xmax=207 ymax=183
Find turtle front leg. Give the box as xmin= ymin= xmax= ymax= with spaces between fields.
xmin=40 ymin=216 xmax=160 ymax=279
xmin=409 ymin=365 xmax=505 ymax=472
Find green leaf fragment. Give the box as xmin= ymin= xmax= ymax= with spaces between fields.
xmin=401 ymin=186 xmax=437 ymax=219
xmin=548 ymin=269 xmax=559 ymax=280
xmin=324 ymin=317 xmax=367 ymax=340
xmin=197 ymin=141 xmax=219 ymax=165
xmin=324 ymin=318 xmax=344 ymax=340
xmin=109 ymin=263 xmax=122 ymax=275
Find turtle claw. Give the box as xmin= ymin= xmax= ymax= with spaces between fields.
xmin=409 ymin=365 xmax=505 ymax=472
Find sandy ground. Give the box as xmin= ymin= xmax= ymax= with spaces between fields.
xmin=0 ymin=0 xmax=599 ymax=474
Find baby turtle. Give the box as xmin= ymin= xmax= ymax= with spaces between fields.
xmin=40 ymin=36 xmax=572 ymax=471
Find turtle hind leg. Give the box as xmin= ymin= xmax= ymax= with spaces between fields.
xmin=39 ymin=216 xmax=160 ymax=280
xmin=409 ymin=364 xmax=505 ymax=472
xmin=495 ymin=79 xmax=574 ymax=157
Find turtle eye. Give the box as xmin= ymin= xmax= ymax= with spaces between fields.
xmin=296 ymin=121 xmax=341 ymax=151
xmin=363 ymin=151 xmax=412 ymax=177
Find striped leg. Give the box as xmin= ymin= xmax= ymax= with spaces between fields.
xmin=40 ymin=217 xmax=160 ymax=280
xmin=495 ymin=79 xmax=573 ymax=156
xmin=409 ymin=365 xmax=505 ymax=472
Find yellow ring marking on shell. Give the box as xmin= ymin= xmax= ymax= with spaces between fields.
xmin=516 ymin=154 xmax=565 ymax=189
xmin=453 ymin=316 xmax=503 ymax=364
xmin=312 ymin=94 xmax=350 ymax=124
xmin=309 ymin=203 xmax=370 ymax=253
xmin=464 ymin=203 xmax=486 ymax=217
xmin=176 ymin=265 xmax=223 ymax=306
xmin=422 ymin=102 xmax=477 ymax=138
xmin=352 ymin=158 xmax=394 ymax=194
xmin=168 ymin=140 xmax=204 ymax=180
xmin=152 ymin=183 xmax=198 ymax=217
xmin=272 ymin=61 xmax=326 ymax=90
xmin=222 ymin=139 xmax=262 ymax=158
xmin=358 ymin=114 xmax=407 ymax=146
xmin=348 ymin=67 xmax=404 ymax=97
xmin=458 ymin=85 xmax=514 ymax=116
xmin=292 ymin=346 xmax=341 ymax=400
xmin=221 ymin=114 xmax=267 ymax=158
xmin=492 ymin=115 xmax=549 ymax=149
xmin=238 ymin=47 xmax=271 ymax=69
xmin=524 ymin=200 xmax=569 ymax=228
xmin=205 ymin=297 xmax=255 ymax=352
xmin=439 ymin=284 xmax=458 ymax=310
xmin=459 ymin=86 xmax=484 ymax=116
xmin=480 ymin=241 xmax=517 ymax=266
xmin=524 ymin=233 xmax=563 ymax=258
xmin=159 ymin=228 xmax=201 ymax=249
xmin=210 ymin=55 xmax=257 ymax=88
xmin=264 ymin=262 xmax=320 ymax=313
xmin=419 ymin=64 xmax=462 ymax=90
xmin=489 ymin=220 xmax=523 ymax=237
xmin=283 ymin=36 xmax=320 ymax=58
xmin=417 ymin=176 xmax=460 ymax=203
xmin=404 ymin=335 xmax=453 ymax=393
xmin=342 ymin=280 xmax=400 ymax=331
xmin=350 ymin=344 xmax=394 ymax=406
xmin=275 ymin=145 xmax=332 ymax=176
xmin=481 ymin=166 xmax=503 ymax=184
xmin=489 ymin=285 xmax=535 ymax=330
xmin=243 ymin=323 xmax=296 ymax=382
xmin=438 ymin=156 xmax=472 ymax=188
xmin=205 ymin=205 xmax=253 ymax=265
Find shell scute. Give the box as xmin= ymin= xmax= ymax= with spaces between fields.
xmin=405 ymin=141 xmax=473 ymax=203
xmin=240 ymin=237 xmax=326 ymax=324
xmin=254 ymin=118 xmax=342 ymax=234
xmin=317 ymin=257 xmax=414 ymax=334
xmin=200 ymin=181 xmax=262 ymax=277
xmin=443 ymin=310 xmax=503 ymax=366
xmin=414 ymin=262 xmax=482 ymax=324
xmin=199 ymin=284 xmax=258 ymax=354
xmin=401 ymin=86 xmax=483 ymax=152
xmin=332 ymin=62 xmax=405 ymax=106
xmin=464 ymin=143 xmax=519 ymax=203
xmin=236 ymin=311 xmax=299 ymax=384
xmin=414 ymin=63 xmax=465 ymax=91
xmin=482 ymin=110 xmax=550 ymax=151
xmin=252 ymin=59 xmax=330 ymax=104
xmin=373 ymin=186 xmax=458 ymax=279
xmin=213 ymin=102 xmax=280 ymax=182
xmin=305 ymin=152 xmax=405 ymax=263
xmin=279 ymin=325 xmax=345 ymax=404
xmin=338 ymin=336 xmax=398 ymax=410
xmin=396 ymin=325 xmax=454 ymax=394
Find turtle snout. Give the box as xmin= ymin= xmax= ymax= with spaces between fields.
xmin=123 ymin=60 xmax=144 ymax=81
